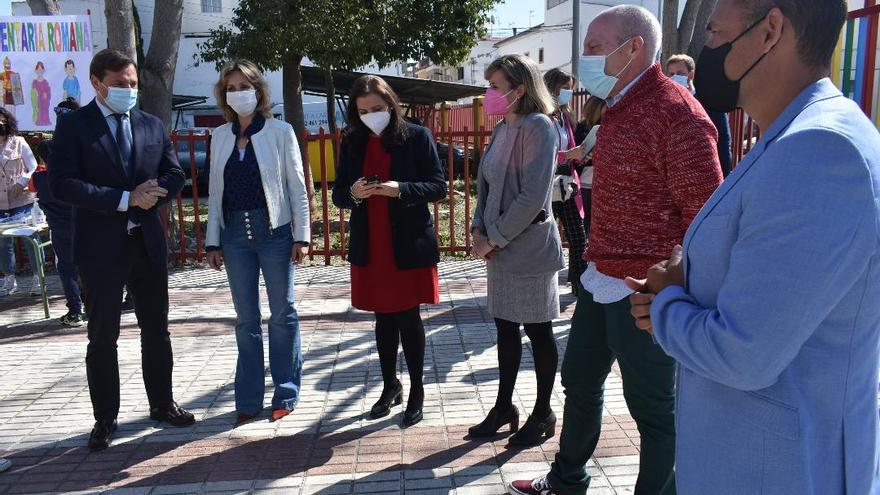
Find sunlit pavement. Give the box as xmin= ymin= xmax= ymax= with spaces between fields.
xmin=0 ymin=261 xmax=638 ymax=494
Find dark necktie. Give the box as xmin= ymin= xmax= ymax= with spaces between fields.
xmin=113 ymin=113 xmax=132 ymax=176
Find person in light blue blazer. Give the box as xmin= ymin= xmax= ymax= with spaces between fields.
xmin=626 ymin=1 xmax=880 ymax=494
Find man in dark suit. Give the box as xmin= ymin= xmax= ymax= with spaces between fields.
xmin=49 ymin=49 xmax=194 ymax=451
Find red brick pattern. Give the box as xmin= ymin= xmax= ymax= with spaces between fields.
xmin=0 ymin=261 xmax=640 ymax=494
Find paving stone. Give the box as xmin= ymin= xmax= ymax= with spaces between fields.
xmin=0 ymin=262 xmax=636 ymax=495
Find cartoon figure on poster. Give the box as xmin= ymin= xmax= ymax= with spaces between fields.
xmin=31 ymin=61 xmax=51 ymax=125
xmin=0 ymin=57 xmax=24 ymax=117
xmin=62 ymin=59 xmax=80 ymax=103
xmin=0 ymin=16 xmax=95 ymax=129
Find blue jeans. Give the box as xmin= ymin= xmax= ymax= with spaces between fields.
xmin=48 ymin=223 xmax=82 ymax=314
xmin=221 ymin=208 xmax=302 ymax=414
xmin=0 ymin=204 xmax=40 ymax=275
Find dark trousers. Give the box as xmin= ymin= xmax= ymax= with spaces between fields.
xmin=580 ymin=188 xmax=592 ymax=239
xmin=548 ymin=288 xmax=676 ymax=495
xmin=46 ymin=220 xmax=82 ymax=315
xmin=79 ymin=231 xmax=174 ymax=423
xmin=552 ymin=196 xmax=587 ymax=290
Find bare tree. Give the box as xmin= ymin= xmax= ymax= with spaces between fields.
xmin=661 ymin=0 xmax=681 ymax=62
xmin=282 ymin=55 xmax=314 ymax=203
xmin=661 ymin=0 xmax=711 ymax=62
xmin=27 ymin=0 xmax=61 ymax=15
xmin=139 ymin=0 xmax=184 ymax=130
xmin=686 ymin=0 xmax=718 ymax=58
xmin=104 ymin=0 xmax=137 ymax=62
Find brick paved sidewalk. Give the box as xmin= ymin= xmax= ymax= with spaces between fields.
xmin=0 ymin=261 xmax=639 ymax=494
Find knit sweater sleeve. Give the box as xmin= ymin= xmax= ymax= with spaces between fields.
xmin=659 ymin=113 xmax=723 ymax=228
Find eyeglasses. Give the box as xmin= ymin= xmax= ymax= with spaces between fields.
xmin=54 ymin=107 xmax=74 ymax=115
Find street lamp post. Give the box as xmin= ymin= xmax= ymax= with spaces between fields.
xmin=572 ymin=0 xmax=581 ymax=83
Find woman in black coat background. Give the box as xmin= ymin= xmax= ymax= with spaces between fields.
xmin=332 ymin=75 xmax=446 ymax=427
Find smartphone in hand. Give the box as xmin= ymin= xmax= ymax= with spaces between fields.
xmin=365 ymin=175 xmax=382 ymax=185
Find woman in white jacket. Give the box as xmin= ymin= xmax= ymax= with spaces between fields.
xmin=205 ymin=60 xmax=310 ymax=425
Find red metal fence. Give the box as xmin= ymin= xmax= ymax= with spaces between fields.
xmin=164 ymin=104 xmax=758 ymax=266
xmin=17 ymin=98 xmax=763 ymax=269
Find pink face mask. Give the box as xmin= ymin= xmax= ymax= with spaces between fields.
xmin=484 ymin=88 xmax=517 ymax=116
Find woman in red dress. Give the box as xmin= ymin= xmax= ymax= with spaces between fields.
xmin=332 ymin=75 xmax=446 ymax=427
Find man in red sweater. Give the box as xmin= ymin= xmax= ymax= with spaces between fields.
xmin=509 ymin=5 xmax=722 ymax=495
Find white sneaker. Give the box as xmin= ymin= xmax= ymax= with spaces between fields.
xmin=29 ymin=275 xmax=41 ymax=296
xmin=0 ymin=276 xmax=17 ymax=296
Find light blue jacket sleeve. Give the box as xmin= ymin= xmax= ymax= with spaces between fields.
xmin=651 ymin=128 xmax=877 ymax=391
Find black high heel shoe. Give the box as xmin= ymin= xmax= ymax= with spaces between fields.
xmin=370 ymin=381 xmax=403 ymax=419
xmin=467 ymin=406 xmax=519 ymax=437
xmin=402 ymin=386 xmax=424 ymax=427
xmin=507 ymin=409 xmax=556 ymax=447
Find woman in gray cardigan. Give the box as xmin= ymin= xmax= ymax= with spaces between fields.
xmin=469 ymin=54 xmax=564 ymax=447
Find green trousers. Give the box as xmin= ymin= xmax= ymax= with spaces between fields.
xmin=547 ymin=287 xmax=677 ymax=495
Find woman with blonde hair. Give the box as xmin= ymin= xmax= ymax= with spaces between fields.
xmin=205 ymin=60 xmax=310 ymax=425
xmin=469 ymin=54 xmax=564 ymax=447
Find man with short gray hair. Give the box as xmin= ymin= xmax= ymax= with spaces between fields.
xmin=509 ymin=5 xmax=722 ymax=495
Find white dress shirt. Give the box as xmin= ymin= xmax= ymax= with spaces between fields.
xmin=96 ymin=99 xmax=137 ymax=227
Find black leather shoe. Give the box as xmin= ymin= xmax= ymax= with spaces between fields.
xmin=369 ymin=381 xmax=403 ymax=419
xmin=149 ymin=402 xmax=195 ymax=427
xmin=88 ymin=420 xmax=117 ymax=451
xmin=402 ymin=387 xmax=424 ymax=427
xmin=508 ymin=409 xmax=556 ymax=447
xmin=468 ymin=406 xmax=519 ymax=438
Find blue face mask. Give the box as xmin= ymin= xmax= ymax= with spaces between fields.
xmin=557 ymin=88 xmax=573 ymax=107
xmin=103 ymin=84 xmax=138 ymax=113
xmin=577 ymin=39 xmax=634 ymax=100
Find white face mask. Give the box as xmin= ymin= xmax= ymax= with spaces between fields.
xmin=360 ymin=111 xmax=391 ymax=135
xmin=226 ymin=89 xmax=258 ymax=116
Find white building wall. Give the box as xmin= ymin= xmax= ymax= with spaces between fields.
xmin=495 ymin=28 xmax=573 ymax=72
xmin=493 ymin=0 xmax=670 ymax=74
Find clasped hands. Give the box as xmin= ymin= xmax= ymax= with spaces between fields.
xmin=625 ymin=245 xmax=685 ymax=334
xmin=350 ymin=177 xmax=400 ymax=199
xmin=129 ymin=179 xmax=167 ymax=210
xmin=471 ymin=229 xmax=495 ymax=260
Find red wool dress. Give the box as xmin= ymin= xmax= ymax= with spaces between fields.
xmin=351 ymin=135 xmax=439 ymax=313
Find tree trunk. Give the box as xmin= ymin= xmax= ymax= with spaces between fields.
xmin=324 ymin=67 xmax=337 ymax=135
xmin=283 ymin=55 xmax=306 ymax=137
xmin=132 ymin=2 xmax=146 ymax=70
xmin=26 ymin=0 xmax=61 ymax=15
xmin=687 ymin=0 xmax=718 ymax=58
xmin=104 ymin=0 xmax=137 ymax=62
xmin=140 ymin=0 xmax=183 ymax=131
xmin=282 ymin=55 xmax=315 ymax=215
xmin=661 ymin=0 xmax=680 ymax=63
xmin=676 ymin=0 xmax=703 ymax=54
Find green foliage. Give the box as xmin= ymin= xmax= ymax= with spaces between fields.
xmin=198 ymin=0 xmax=500 ymax=72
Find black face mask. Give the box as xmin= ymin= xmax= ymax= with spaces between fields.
xmin=0 ymin=123 xmax=6 ymax=136
xmin=695 ymin=14 xmax=780 ymax=112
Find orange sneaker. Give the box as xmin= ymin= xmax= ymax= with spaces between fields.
xmin=271 ymin=409 xmax=292 ymax=422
